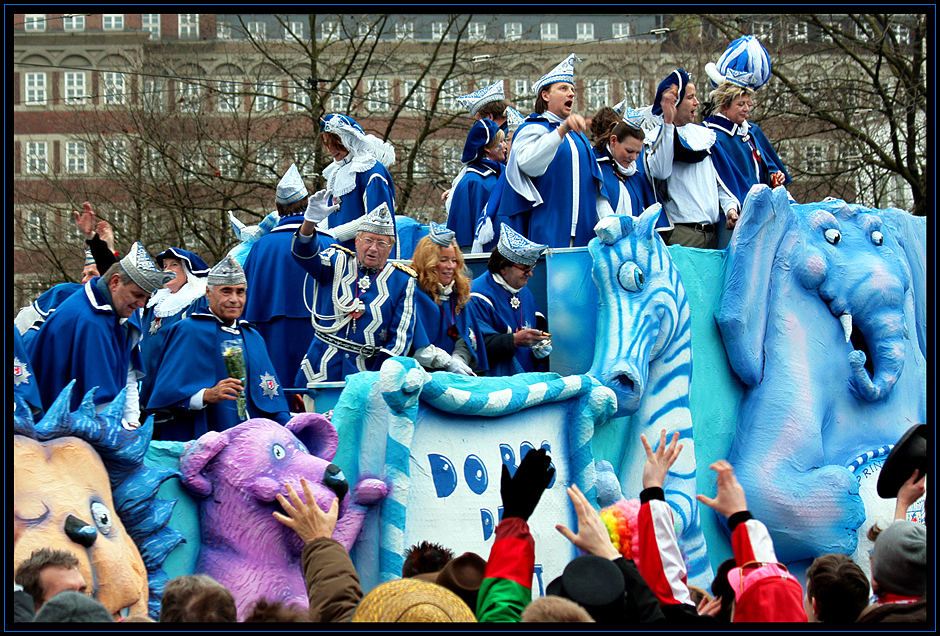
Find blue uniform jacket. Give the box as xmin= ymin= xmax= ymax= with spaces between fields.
xmin=704 ymin=115 xmax=791 ymax=203
xmin=470 ymin=272 xmax=543 ymax=376
xmin=447 ymin=159 xmax=502 ymax=248
xmin=412 ymin=289 xmax=489 ymax=372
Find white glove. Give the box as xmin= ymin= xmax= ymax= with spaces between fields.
xmin=304 ymin=189 xmax=340 ymax=224
xmin=446 ymin=357 xmax=475 ymax=375
xmin=531 ymin=338 xmax=552 ymax=359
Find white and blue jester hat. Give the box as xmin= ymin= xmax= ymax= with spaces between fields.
xmin=119 ymin=242 xmax=176 ymax=294
xmin=83 ymin=247 xmax=96 ymax=268
xmin=320 ymin=113 xmax=396 ymax=168
xmin=207 ymin=255 xmax=247 ymax=287
xmin=457 ymin=80 xmax=506 ymax=117
xmin=358 ymin=202 xmax=396 ymax=237
xmin=428 ymin=222 xmax=456 ymax=247
xmin=533 ymin=53 xmax=580 ymax=96
xmin=705 ymin=35 xmax=772 ymax=91
xmin=275 ymin=163 xmax=308 ymax=205
xmin=497 ymin=224 xmax=547 ymax=267
xmin=612 ymin=98 xmax=658 ymax=131
xmin=505 ymin=106 xmax=525 ymax=133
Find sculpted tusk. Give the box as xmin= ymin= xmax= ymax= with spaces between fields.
xmin=840 ymin=313 xmax=853 ymax=343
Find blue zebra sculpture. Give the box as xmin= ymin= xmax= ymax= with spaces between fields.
xmin=587 ymin=205 xmax=711 ymax=587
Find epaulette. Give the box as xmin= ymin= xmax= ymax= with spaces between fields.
xmin=331 ymin=244 xmax=356 ymax=257
xmin=391 ymin=262 xmax=418 ymax=278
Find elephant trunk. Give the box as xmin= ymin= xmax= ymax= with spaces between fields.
xmin=848 ymin=310 xmax=906 ymax=402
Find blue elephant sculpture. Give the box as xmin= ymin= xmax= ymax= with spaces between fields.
xmin=716 ymin=186 xmax=927 ymax=565
xmin=588 ymin=205 xmax=711 ymax=587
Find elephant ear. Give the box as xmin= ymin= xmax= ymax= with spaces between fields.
xmin=716 ymin=185 xmax=790 ymax=386
xmin=179 ymin=431 xmax=230 ymax=497
xmin=879 ymin=208 xmax=927 ymax=360
xmin=287 ymin=412 xmax=339 ymax=461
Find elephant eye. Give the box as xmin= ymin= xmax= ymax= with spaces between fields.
xmin=272 ymin=444 xmax=286 ymax=460
xmin=824 ymin=228 xmax=841 ymax=245
xmin=90 ymin=502 xmax=112 ymax=536
xmin=871 ymin=230 xmax=884 ymax=246
xmin=618 ymin=263 xmax=645 ymax=292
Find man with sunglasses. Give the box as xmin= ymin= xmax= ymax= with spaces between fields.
xmin=291 ymin=202 xmax=417 ymax=386
xmin=470 ymin=224 xmax=551 ymax=376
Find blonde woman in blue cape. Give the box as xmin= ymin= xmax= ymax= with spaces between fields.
xmin=445 ymin=119 xmax=507 ymax=250
xmin=484 ymin=55 xmax=606 ymax=249
xmin=410 ymin=223 xmax=488 ymax=375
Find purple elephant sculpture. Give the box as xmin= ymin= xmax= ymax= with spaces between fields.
xmin=179 ymin=414 xmax=387 ymax=619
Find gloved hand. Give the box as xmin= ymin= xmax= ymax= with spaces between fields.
xmin=304 ymin=189 xmax=340 ymax=224
xmin=531 ymin=338 xmax=552 ymax=358
xmin=501 ymin=447 xmax=555 ymax=522
xmin=446 ymin=357 xmax=474 ymax=376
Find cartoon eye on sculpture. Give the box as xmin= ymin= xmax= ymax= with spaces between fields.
xmin=178 ymin=414 xmax=388 ymax=619
xmin=715 ymin=186 xmax=926 ymax=565
xmin=13 ymin=382 xmax=183 ymax=619
xmin=587 ymin=204 xmax=711 ymax=587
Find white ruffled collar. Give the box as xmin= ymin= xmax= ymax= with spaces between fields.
xmin=322 ymin=152 xmax=378 ymax=198
xmin=147 ymin=278 xmax=207 ymax=318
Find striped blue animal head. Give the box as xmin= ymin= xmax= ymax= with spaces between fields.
xmin=588 ymin=205 xmax=692 ymax=417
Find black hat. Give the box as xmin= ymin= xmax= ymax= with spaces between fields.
xmin=877 ymin=424 xmax=928 ymax=499
xmin=546 ymin=555 xmax=627 ymax=623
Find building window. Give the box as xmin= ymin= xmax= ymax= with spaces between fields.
xmin=217 ymin=21 xmax=231 ymax=40
xmin=143 ymin=79 xmax=165 ymax=111
xmin=102 ymin=138 xmax=128 ymax=173
xmin=290 ymin=83 xmax=311 ymax=111
xmin=25 ymin=141 xmax=48 ymax=173
xmin=247 ymin=21 xmax=266 ymax=40
xmin=892 ymin=23 xmax=911 ymax=44
xmin=431 ymin=22 xmax=451 ymax=41
xmin=623 ymin=79 xmax=645 ymax=109
xmin=540 ymin=22 xmax=558 ymax=41
xmin=504 ymin=22 xmax=522 ymax=41
xmin=142 ymin=14 xmax=161 ymax=39
xmin=25 ymin=73 xmax=47 ymax=106
xmin=66 ymin=141 xmax=88 ymax=174
xmin=586 ymin=79 xmax=608 ymax=111
xmin=102 ymin=14 xmax=124 ymax=31
xmin=254 ymin=82 xmax=279 ymax=111
xmin=24 ymin=15 xmax=45 ymax=32
xmin=217 ymin=148 xmax=240 ymax=178
xmin=179 ymin=14 xmax=199 ymax=39
xmin=358 ymin=22 xmax=377 ymax=42
xmin=514 ymin=79 xmax=530 ymax=100
xmin=102 ymin=72 xmax=127 ymax=105
xmin=612 ymin=23 xmax=630 ymax=40
xmin=23 ymin=209 xmax=43 ymax=242
xmin=254 ymin=146 xmax=278 ymax=174
xmin=63 ymin=15 xmax=85 ymax=31
xmin=805 ymin=143 xmax=826 ymax=173
xmin=217 ymin=80 xmax=240 ymax=112
xmin=468 ymin=22 xmax=486 ymax=41
xmin=177 ymin=82 xmax=203 ymax=112
xmin=753 ymin=21 xmax=773 ymax=44
xmin=576 ymin=23 xmax=595 ymax=41
xmin=320 ymin=21 xmax=338 ymax=41
xmin=366 ymin=79 xmax=389 ymax=112
xmin=402 ymin=80 xmax=426 ymax=113
xmin=293 ymin=143 xmax=317 ymax=175
xmin=396 ymin=22 xmax=414 ymax=41
xmin=440 ymin=145 xmax=461 ymax=176
xmin=329 ymin=79 xmax=354 ymax=111
xmin=64 ymin=72 xmax=87 ymax=104
xmin=788 ymin=22 xmax=807 ymax=42
xmin=284 ymin=21 xmax=303 ymax=40
xmin=437 ymin=78 xmax=461 ymax=111
xmin=414 ymin=151 xmax=432 ymax=179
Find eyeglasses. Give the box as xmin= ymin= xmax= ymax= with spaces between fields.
xmin=360 ymin=237 xmax=392 ymax=250
xmin=512 ymin=263 xmax=535 ymax=274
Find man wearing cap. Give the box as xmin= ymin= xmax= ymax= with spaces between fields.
xmin=445 ymin=119 xmax=507 ymax=250
xmin=857 ymin=519 xmax=926 ymax=622
xmin=644 ymin=69 xmax=740 ymax=249
xmin=28 ymin=242 xmax=172 ymax=429
xmin=242 ymin=164 xmax=338 ymax=386
xmin=457 ymin=80 xmax=517 ymax=134
xmin=470 ymin=224 xmax=551 ymax=376
xmin=146 ymin=256 xmax=290 ymax=441
xmin=318 ymin=113 xmax=400 ymax=257
xmin=291 ymin=202 xmax=417 ymax=386
xmin=483 ymin=54 xmax=606 ymax=249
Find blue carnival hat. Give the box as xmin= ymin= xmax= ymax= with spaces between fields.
xmin=622 ymin=105 xmax=656 ymax=131
xmin=505 ymin=106 xmax=525 ymax=132
xmin=461 ymin=119 xmax=501 ymax=164
xmin=428 ymin=222 xmax=456 ymax=247
xmin=156 ymin=247 xmax=210 ymax=278
xmin=533 ymin=54 xmax=579 ymax=96
xmin=276 ymin=163 xmax=309 ymax=205
xmin=207 ymin=255 xmax=247 ymax=286
xmin=706 ymin=35 xmax=772 ymax=90
xmin=83 ymin=247 xmax=96 ymax=268
xmin=652 ymin=69 xmax=690 ymax=116
xmin=497 ymin=224 xmax=547 ymax=266
xmin=359 ymin=202 xmax=396 ymax=237
xmin=456 ymin=80 xmax=505 ymax=117
xmin=723 ymin=68 xmax=754 ymax=89
xmin=119 ymin=242 xmax=175 ymax=294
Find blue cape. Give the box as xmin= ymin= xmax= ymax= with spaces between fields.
xmin=447 ymin=160 xmax=501 ymax=248
xmin=705 ymin=116 xmax=791 ymax=203
xmin=470 ymin=272 xmax=542 ymax=376
xmin=326 ymin=162 xmax=398 ymax=257
xmin=14 ymin=326 xmax=43 ymax=416
xmin=412 ymin=289 xmax=489 ymax=372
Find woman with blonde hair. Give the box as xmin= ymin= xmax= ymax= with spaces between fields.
xmin=410 ymin=223 xmax=487 ymax=375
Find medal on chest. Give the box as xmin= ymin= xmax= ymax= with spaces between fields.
xmin=259 ymin=372 xmax=280 ymax=398
xmin=13 ymin=357 xmax=31 ymax=386
xmin=149 ymin=317 xmax=162 ymax=334
xmin=358 ymin=275 xmax=372 ymax=293
xmin=509 ymin=295 xmax=521 ymax=310
xmin=350 ymin=299 xmax=366 ymax=332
